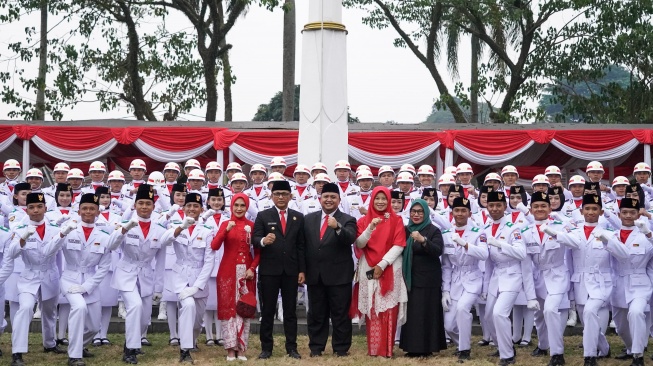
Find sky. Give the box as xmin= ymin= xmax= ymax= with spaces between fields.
xmin=0 ymin=1 xmax=570 ymax=124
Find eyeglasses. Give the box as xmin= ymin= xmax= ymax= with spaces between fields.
xmin=409 ymin=209 xmax=424 ymax=215
xmin=273 ymin=192 xmax=290 ymax=197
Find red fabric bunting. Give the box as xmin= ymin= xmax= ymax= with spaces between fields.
xmin=0 ymin=126 xmax=15 ymax=142
xmin=349 ymin=132 xmax=440 ymax=155
xmin=34 ymin=127 xmax=114 ymax=150
xmin=13 ymin=125 xmax=40 ymax=140
xmin=452 ymin=130 xmax=533 ymax=155
xmin=138 ymin=128 xmax=215 ymax=151
xmin=527 ymin=130 xmax=556 ymax=144
xmin=553 ymin=130 xmax=635 ymax=152
xmin=111 ymin=127 xmax=143 ymax=144
xmin=631 ymin=130 xmax=653 ymax=144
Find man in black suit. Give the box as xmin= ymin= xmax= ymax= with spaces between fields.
xmin=303 ymin=182 xmax=357 ymax=357
xmin=253 ymin=180 xmax=305 ymax=359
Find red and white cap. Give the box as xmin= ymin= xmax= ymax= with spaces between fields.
xmin=438 ymin=173 xmax=456 ymax=187
xmin=270 ymin=156 xmax=287 ymax=168
xmin=3 ymin=159 xmax=20 ymax=171
xmin=634 ymin=162 xmax=652 ymax=174
xmin=313 ymin=173 xmax=331 ymax=183
xmin=586 ymin=161 xmax=604 ymax=173
xmin=544 ymin=165 xmax=562 ymax=176
xmin=311 ymin=162 xmax=328 ymax=173
xmin=568 ymin=175 xmax=586 ymax=187
xmin=399 ymin=163 xmax=416 ymax=176
xmin=184 ymin=159 xmax=201 ymax=170
xmin=293 ymin=164 xmax=310 ymax=176
xmin=187 ymin=169 xmax=205 ymax=181
xmin=129 ymin=159 xmax=147 ymax=171
xmin=67 ymin=168 xmax=85 ymax=180
xmin=250 ymin=164 xmax=267 ymax=175
xmin=356 ymin=165 xmax=371 ymax=173
xmin=334 ymin=160 xmax=351 ymax=171
xmin=88 ymin=161 xmax=106 ymax=173
xmin=267 ymin=172 xmax=286 ymax=183
xmin=417 ymin=165 xmax=435 ymax=177
xmin=378 ymin=165 xmax=395 ymax=176
xmin=456 ymin=163 xmax=473 ymax=175
xmin=396 ymin=171 xmax=414 ymax=184
xmin=484 ymin=173 xmax=502 ymax=183
xmin=230 ymin=172 xmax=247 ymax=183
xmin=226 ymin=162 xmax=242 ymax=172
xmin=501 ymin=165 xmax=519 ymax=176
xmin=163 ymin=162 xmax=180 ymax=173
xmin=25 ymin=168 xmax=43 ymax=179
xmin=444 ymin=166 xmax=458 ymax=175
xmin=205 ymin=161 xmax=222 ymax=172
xmin=612 ymin=176 xmax=630 ymax=186
xmin=147 ymin=171 xmax=165 ymax=185
xmin=532 ymin=174 xmax=550 ymax=186
xmin=107 ymin=170 xmax=125 ymax=182
xmin=356 ymin=170 xmax=374 ymax=182
xmin=53 ymin=162 xmax=70 ymax=173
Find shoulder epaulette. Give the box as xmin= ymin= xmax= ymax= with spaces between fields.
xmin=203 ymin=225 xmax=213 ymax=230
xmin=172 ymin=221 xmax=182 ymax=225
xmin=16 ymin=224 xmax=26 ymax=229
xmin=100 ymin=229 xmax=109 ymax=235
xmin=471 ymin=227 xmax=479 ymax=232
xmin=49 ymin=222 xmax=59 ymax=227
xmin=0 ymin=226 xmax=8 ymax=232
xmin=553 ymin=220 xmax=563 ymax=225
xmin=121 ymin=220 xmax=128 ymax=224
xmin=605 ymin=227 xmax=615 ymax=232
xmin=521 ymin=227 xmax=529 ymax=233
xmin=157 ymin=223 xmax=166 ymax=229
xmin=506 ymin=222 xmax=514 ymax=227
xmin=441 ymin=229 xmax=451 ymax=234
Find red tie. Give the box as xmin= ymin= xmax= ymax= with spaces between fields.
xmin=320 ymin=214 xmax=329 ymax=240
xmin=139 ymin=221 xmax=151 ymax=238
xmin=511 ymin=212 xmax=520 ymax=223
xmin=583 ymin=226 xmax=594 ymax=240
xmin=536 ymin=225 xmax=544 ymax=242
xmin=620 ymin=229 xmax=632 ymax=244
xmin=482 ymin=211 xmax=488 ymax=224
xmin=338 ymin=182 xmax=349 ymax=192
xmin=574 ymin=199 xmax=582 ymax=208
xmin=72 ymin=191 xmax=80 ymax=201
xmin=463 ymin=187 xmax=470 ymax=198
xmin=8 ymin=185 xmax=14 ymax=193
xmin=60 ymin=209 xmax=69 ymax=215
xmin=102 ymin=212 xmax=110 ymax=221
xmin=82 ymin=226 xmax=93 ymax=241
xmin=212 ymin=213 xmax=222 ymax=224
xmin=133 ymin=182 xmax=141 ymax=189
xmin=280 ymin=210 xmax=287 ymax=234
xmin=456 ymin=229 xmax=465 ymax=238
xmin=36 ymin=223 xmax=45 ymax=240
xmin=361 ymin=193 xmax=369 ymax=203
xmin=403 ymin=199 xmax=411 ymax=210
xmin=167 ymin=185 xmax=173 ymax=194
xmin=188 ymin=224 xmax=195 ymax=237
xmin=93 ymin=184 xmax=102 ymax=190
xmin=442 ymin=200 xmax=448 ymax=209
xmin=491 ymin=223 xmax=500 ymax=237
xmin=296 ymin=186 xmax=307 ymax=197
xmin=254 ymin=187 xmax=262 ymax=196
xmin=178 ymin=210 xmax=185 ymax=219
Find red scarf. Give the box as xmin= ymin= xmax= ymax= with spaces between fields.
xmin=296 ymin=186 xmax=307 ymax=197
xmin=82 ymin=226 xmax=93 ymax=241
xmin=188 ymin=224 xmax=195 ymax=237
xmin=620 ymin=229 xmax=632 ymax=244
xmin=361 ymin=193 xmax=370 ymax=204
xmin=583 ymin=225 xmax=594 ymax=240
xmin=574 ymin=199 xmax=583 ymax=208
xmin=36 ymin=223 xmax=45 ymax=240
xmin=482 ymin=211 xmax=488 ymax=224
xmin=491 ymin=223 xmax=500 ymax=237
xmin=338 ymin=181 xmax=349 ymax=192
xmin=139 ymin=221 xmax=151 ymax=238
xmin=511 ymin=211 xmax=520 ymax=224
xmin=536 ymin=225 xmax=544 ymax=242
xmin=101 ymin=212 xmax=110 ymax=221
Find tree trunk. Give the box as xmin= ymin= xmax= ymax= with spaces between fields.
xmin=220 ymin=38 xmax=232 ymax=122
xmin=470 ymin=34 xmax=479 ymax=123
xmin=281 ymin=0 xmax=296 ymax=121
xmin=34 ymin=0 xmax=47 ymax=121
xmin=204 ymin=58 xmax=218 ymax=121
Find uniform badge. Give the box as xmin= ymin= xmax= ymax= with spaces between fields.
xmin=9 ymin=216 xmax=14 ymax=222
xmin=594 ymin=196 xmax=599 ymax=203
xmin=197 ymin=237 xmax=202 ymax=241
xmin=479 ymin=234 xmax=487 ymax=243
xmin=633 ymin=243 xmax=640 ymax=247
xmin=293 ymin=216 xmax=296 ymax=221
xmin=513 ymin=232 xmax=521 ymax=240
xmin=94 ymin=242 xmax=101 ymax=246
xmin=271 ymin=227 xmax=276 ymax=231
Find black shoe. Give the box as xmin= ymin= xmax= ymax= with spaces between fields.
xmin=631 ymin=357 xmax=644 ymax=366
xmin=83 ymin=348 xmax=94 ymax=358
xmin=11 ymin=353 xmax=25 ymax=366
xmin=616 ymin=351 xmax=634 ymax=360
xmin=57 ymin=338 xmax=69 ymax=346
xmin=92 ymin=338 xmax=102 ymax=347
xmin=68 ymin=358 xmax=86 ymax=366
xmin=584 ymin=357 xmax=597 ymax=366
xmin=287 ymin=350 xmax=301 ymax=359
xmin=548 ymin=354 xmax=566 ymax=366
xmin=134 ymin=349 xmax=145 ymax=355
xmin=258 ymin=351 xmax=272 ymax=359
xmin=489 ymin=349 xmax=500 ymax=357
xmin=44 ymin=345 xmax=66 ymax=354
xmin=309 ymin=351 xmax=322 ymax=357
xmin=478 ymin=339 xmax=491 ymax=347
xmin=123 ymin=349 xmax=138 ymax=364
xmin=499 ymin=357 xmax=516 ymax=365
xmin=334 ymin=351 xmax=349 ymax=357
xmin=140 ymin=338 xmax=151 ymax=347
xmin=458 ymin=350 xmax=471 ymax=362
xmin=532 ymin=347 xmax=549 ymax=357
xmin=179 ymin=349 xmax=193 ymax=364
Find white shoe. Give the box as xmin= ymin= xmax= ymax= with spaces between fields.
xmin=118 ymin=301 xmax=127 ymax=319
xmin=226 ymin=356 xmax=236 ymax=362
xmin=158 ymin=301 xmax=168 ymax=320
xmin=609 ymin=319 xmax=616 ymax=329
xmin=566 ymin=311 xmax=578 ymax=327
xmin=33 ymin=308 xmax=41 ymax=319
xmin=237 ymin=356 xmax=247 ymax=361
xmin=352 ymin=316 xmax=359 ymax=325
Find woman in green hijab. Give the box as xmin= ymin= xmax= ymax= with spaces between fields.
xmin=399 ymin=199 xmax=447 ymax=357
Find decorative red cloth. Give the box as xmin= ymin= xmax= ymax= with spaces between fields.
xmin=620 ymin=229 xmax=632 ymax=244
xmin=366 ymin=305 xmax=399 ymax=357
xmin=536 ymin=225 xmax=544 ymax=242
xmin=82 ymin=226 xmax=93 ymax=241
xmin=583 ymin=225 xmax=594 ymax=240
xmin=139 ymin=221 xmax=150 ymax=238
xmin=491 ymin=223 xmax=500 ymax=237
xmin=36 ymin=223 xmax=45 ymax=240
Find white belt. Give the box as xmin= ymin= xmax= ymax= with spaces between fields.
xmin=65 ymin=265 xmax=95 ymax=274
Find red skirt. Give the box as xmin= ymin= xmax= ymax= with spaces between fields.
xmin=365 ymin=305 xmax=399 ymax=357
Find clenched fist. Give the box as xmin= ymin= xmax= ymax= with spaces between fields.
xmin=327 ymin=216 xmax=338 ymax=229
xmin=263 ymin=233 xmax=276 ymax=245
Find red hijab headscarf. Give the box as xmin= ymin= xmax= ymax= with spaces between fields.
xmin=230 ymin=193 xmax=250 ymax=222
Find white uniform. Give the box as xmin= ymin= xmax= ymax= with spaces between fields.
xmin=556 ymin=224 xmax=629 ymax=357
xmin=81 ymin=183 xmax=106 ymax=195
xmin=441 ymin=226 xmax=488 ymax=352
xmin=347 ymin=191 xmax=372 ymax=221
xmin=0 ymin=226 xmax=13 ymax=337
xmin=121 ymin=181 xmax=146 ymax=200
xmin=0 ymin=221 xmax=65 ymax=354
xmin=108 ymin=218 xmax=175 ymax=350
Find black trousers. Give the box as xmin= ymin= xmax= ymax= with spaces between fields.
xmin=307 ymin=278 xmax=352 ymax=353
xmin=259 ymin=274 xmax=298 ymax=352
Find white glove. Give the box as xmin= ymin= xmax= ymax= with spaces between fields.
xmin=20 ymin=226 xmax=36 ymax=241
xmin=480 ymin=293 xmax=487 ymax=301
xmin=441 ymin=291 xmax=452 ymax=312
xmin=56 ymin=214 xmax=70 ymax=226
xmin=111 ymin=198 xmax=125 ymax=209
xmin=592 ymin=227 xmax=609 ymax=241
xmin=201 ymin=209 xmax=216 ymax=221
xmin=181 ymin=216 xmax=196 ymax=230
xmin=550 ymin=212 xmax=562 ymax=222
xmin=167 ymin=204 xmax=180 ymax=216
xmin=527 ymin=299 xmax=540 ymax=310
xmin=452 ymin=233 xmax=466 ymax=247
xmin=99 ymin=205 xmax=106 ymax=212
xmin=60 ymin=220 xmax=78 ymax=236
xmin=67 ymin=285 xmax=86 ymax=294
xmin=516 ymin=202 xmax=529 ymax=214
xmin=635 ymin=218 xmax=651 ymax=235
xmin=152 ymin=292 xmax=163 ymax=302
xmin=179 ymin=286 xmax=199 ymax=300
xmin=540 ymin=222 xmax=559 ymax=237
xmin=121 ymin=217 xmax=139 ymax=231
xmin=487 ymin=237 xmax=503 ymax=249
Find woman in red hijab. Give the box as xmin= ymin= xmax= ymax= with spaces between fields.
xmin=354 ymin=186 xmax=408 ymax=357
xmin=211 ymin=193 xmax=260 ymax=361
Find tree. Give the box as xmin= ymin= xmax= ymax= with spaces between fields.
xmin=424 ymin=97 xmax=494 ymax=123
xmin=281 ymin=0 xmax=296 ymax=122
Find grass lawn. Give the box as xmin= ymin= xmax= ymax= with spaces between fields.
xmin=0 ymin=333 xmax=641 ymax=365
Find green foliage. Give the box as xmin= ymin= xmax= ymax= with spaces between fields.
xmin=425 ymin=97 xmax=495 ymax=123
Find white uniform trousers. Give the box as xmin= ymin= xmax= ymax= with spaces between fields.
xmin=486 ymin=291 xmax=519 ymax=359
xmin=511 ymin=306 xmax=534 ymax=343
xmin=178 ymin=296 xmax=207 ymax=350
xmin=533 ymin=294 xmax=568 ymax=355
xmin=167 ymin=301 xmax=179 ymax=340
xmin=577 ymin=299 xmax=610 ymax=357
xmin=13 ymin=292 xmax=57 ymax=353
xmin=9 ymin=301 xmax=19 ymax=327
xmin=613 ymin=298 xmax=649 ymax=355
xmin=0 ymin=285 xmax=5 ymax=335
xmin=120 ymin=289 xmax=153 ymax=350
xmin=475 ymin=303 xmax=491 ymax=341
xmin=66 ymin=293 xmax=101 ymax=358
xmin=444 ymin=291 xmax=478 ymax=351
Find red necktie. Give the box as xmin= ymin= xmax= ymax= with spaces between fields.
xmin=93 ymin=184 xmax=102 ymax=191
xmin=583 ymin=226 xmax=594 ymax=240
xmin=167 ymin=185 xmax=173 ymax=194
xmin=208 ymin=184 xmax=219 ymax=189
xmin=102 ymin=212 xmax=110 ymax=221
xmin=463 ymin=187 xmax=470 ymax=198
xmin=280 ymin=210 xmax=287 ymax=234
xmin=403 ymin=199 xmax=411 ymax=210
xmin=361 ymin=193 xmax=369 ymax=203
xmin=620 ymin=229 xmax=632 ymax=244
xmin=449 ymin=212 xmax=453 ymax=221
xmin=320 ymin=214 xmax=329 ymax=240
xmin=72 ymin=191 xmax=80 ymax=201
xmin=8 ymin=185 xmax=14 ymax=193
xmin=82 ymin=226 xmax=93 ymax=241
xmin=178 ymin=210 xmax=185 ymax=219
xmin=617 ymin=199 xmax=622 ymax=208
xmin=153 ymin=195 xmax=159 ymax=203
xmin=188 ymin=224 xmax=195 ymax=237
xmin=574 ymin=199 xmax=582 ymax=208
xmin=60 ymin=209 xmax=69 ymax=215
xmin=254 ymin=187 xmax=262 ymax=196
xmin=133 ymin=182 xmax=141 ymax=189
xmin=139 ymin=221 xmax=151 ymax=238
xmin=442 ymin=200 xmax=448 ymax=209
xmin=491 ymin=223 xmax=500 ymax=237
xmin=536 ymin=225 xmax=544 ymax=242
xmin=455 ymin=229 xmax=464 ymax=238
xmin=512 ymin=212 xmax=520 ymax=223
xmin=482 ymin=211 xmax=488 ymax=224
xmin=296 ymin=186 xmax=307 ymax=197
xmin=338 ymin=182 xmax=349 ymax=192
xmin=212 ymin=213 xmax=222 ymax=224
xmin=36 ymin=223 xmax=45 ymax=240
